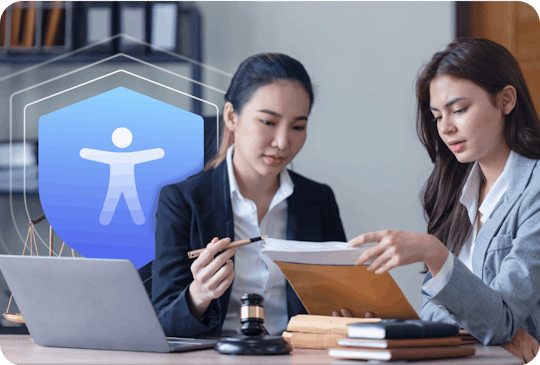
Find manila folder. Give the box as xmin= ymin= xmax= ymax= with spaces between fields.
xmin=274 ymin=262 xmax=418 ymax=319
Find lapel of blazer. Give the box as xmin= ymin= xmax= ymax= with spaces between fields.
xmin=471 ymin=154 xmax=537 ymax=277
xmin=286 ymin=173 xmax=322 ymax=242
xmin=196 ymin=162 xmax=235 ymax=248
xmin=194 ymin=162 xmax=235 ymax=322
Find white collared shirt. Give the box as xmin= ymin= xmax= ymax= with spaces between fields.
xmin=220 ymin=144 xmax=292 ymax=336
xmin=423 ymin=151 xmax=516 ymax=295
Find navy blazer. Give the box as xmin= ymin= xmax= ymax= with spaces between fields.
xmin=152 ymin=161 xmax=346 ymax=337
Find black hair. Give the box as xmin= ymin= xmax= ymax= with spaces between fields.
xmin=206 ymin=53 xmax=314 ymax=169
xmin=225 ymin=53 xmax=314 ymax=115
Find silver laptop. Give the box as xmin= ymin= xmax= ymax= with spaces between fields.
xmin=0 ymin=255 xmax=217 ymax=352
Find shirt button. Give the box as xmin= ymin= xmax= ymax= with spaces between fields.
xmin=437 ymin=305 xmax=450 ymax=316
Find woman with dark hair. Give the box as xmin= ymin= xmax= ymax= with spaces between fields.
xmin=348 ymin=38 xmax=540 ymax=359
xmin=151 ymin=53 xmax=346 ymax=338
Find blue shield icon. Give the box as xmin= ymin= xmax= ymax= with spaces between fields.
xmin=39 ymin=87 xmax=204 ymax=269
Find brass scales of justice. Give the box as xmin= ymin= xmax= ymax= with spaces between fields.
xmin=2 ymin=215 xmax=76 ymax=324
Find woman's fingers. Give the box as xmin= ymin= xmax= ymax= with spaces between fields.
xmin=502 ymin=328 xmax=539 ymax=363
xmin=356 ymin=241 xmax=387 ymax=266
xmin=191 ymin=237 xmax=232 ymax=274
xmin=332 ymin=308 xmax=354 ymax=317
xmin=354 ymin=231 xmax=439 ymax=272
xmin=196 ymin=247 xmax=236 ymax=284
xmin=204 ymin=246 xmax=237 ymax=275
xmin=207 ymin=237 xmax=219 ymax=248
xmin=525 ymin=349 xmax=535 ymax=363
xmin=366 ymin=245 xmax=393 ymax=271
xmin=374 ymin=256 xmax=400 ymax=275
xmin=348 ymin=231 xmax=385 ymax=248
xmin=204 ymin=259 xmax=234 ymax=292
xmin=333 ymin=311 xmax=374 ymax=318
xmin=214 ymin=268 xmax=235 ymax=297
xmin=526 ymin=336 xmax=539 ymax=363
xmin=202 ymin=237 xmax=232 ymax=259
xmin=529 ymin=345 xmax=540 ymax=362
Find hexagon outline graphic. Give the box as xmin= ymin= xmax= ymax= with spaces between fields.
xmin=3 ymin=33 xmax=230 ymax=257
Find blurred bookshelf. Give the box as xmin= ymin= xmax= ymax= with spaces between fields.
xmin=0 ymin=1 xmax=68 ymax=52
xmin=0 ymin=1 xmax=203 ymax=113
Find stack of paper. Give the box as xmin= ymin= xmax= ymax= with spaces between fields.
xmin=262 ymin=238 xmax=376 ymax=266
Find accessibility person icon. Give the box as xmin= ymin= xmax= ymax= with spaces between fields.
xmin=80 ymin=127 xmax=165 ymax=225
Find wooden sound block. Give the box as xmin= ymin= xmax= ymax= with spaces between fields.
xmin=3 ymin=313 xmax=25 ymax=323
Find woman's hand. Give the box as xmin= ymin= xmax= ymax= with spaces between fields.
xmin=347 ymin=230 xmax=449 ymax=276
xmin=502 ymin=328 xmax=539 ymax=364
xmin=187 ymin=237 xmax=236 ymax=319
xmin=332 ymin=308 xmax=375 ymax=318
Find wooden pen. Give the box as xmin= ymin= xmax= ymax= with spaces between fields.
xmin=187 ymin=235 xmax=270 ymax=259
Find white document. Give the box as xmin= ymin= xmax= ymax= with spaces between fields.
xmin=261 ymin=238 xmax=376 ymax=266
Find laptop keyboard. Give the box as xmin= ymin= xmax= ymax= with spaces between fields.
xmin=167 ymin=338 xmax=216 ymax=352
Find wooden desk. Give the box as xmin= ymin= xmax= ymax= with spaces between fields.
xmin=0 ymin=335 xmax=521 ymax=364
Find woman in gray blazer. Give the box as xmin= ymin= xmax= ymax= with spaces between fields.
xmin=348 ymin=38 xmax=540 ymax=360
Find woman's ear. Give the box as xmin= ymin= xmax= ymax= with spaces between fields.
xmin=223 ymin=102 xmax=238 ymax=132
xmin=499 ymin=85 xmax=517 ymax=116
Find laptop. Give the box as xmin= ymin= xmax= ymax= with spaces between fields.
xmin=0 ymin=255 xmax=218 ymax=352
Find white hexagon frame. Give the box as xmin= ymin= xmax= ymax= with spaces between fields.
xmin=5 ymin=34 xmax=229 ymax=254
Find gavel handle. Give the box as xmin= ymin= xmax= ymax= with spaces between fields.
xmin=261 ymin=324 xmax=269 ymax=336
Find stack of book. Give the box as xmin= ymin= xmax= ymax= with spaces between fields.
xmin=1 ymin=1 xmax=65 ymax=49
xmin=329 ymin=320 xmax=478 ymax=361
xmin=282 ymin=315 xmax=381 ymax=349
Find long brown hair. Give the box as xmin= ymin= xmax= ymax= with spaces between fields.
xmin=416 ymin=37 xmax=540 ymax=256
xmin=204 ymin=53 xmax=314 ymax=170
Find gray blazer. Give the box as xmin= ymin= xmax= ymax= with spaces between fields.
xmin=419 ymin=153 xmax=540 ymax=345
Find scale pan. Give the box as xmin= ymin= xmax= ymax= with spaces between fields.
xmin=2 ymin=313 xmax=25 ymax=323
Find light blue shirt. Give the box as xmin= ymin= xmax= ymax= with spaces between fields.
xmin=423 ymin=151 xmax=516 ymax=296
xmin=221 ymin=144 xmax=293 ymax=336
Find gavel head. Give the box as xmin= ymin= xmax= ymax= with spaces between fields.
xmin=240 ymin=293 xmax=265 ymax=337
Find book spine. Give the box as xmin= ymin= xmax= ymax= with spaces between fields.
xmin=287 ymin=322 xmax=350 ymax=336
xmin=338 ymin=336 xmax=463 ymax=348
xmin=329 ymin=346 xmax=475 ymax=361
xmin=0 ymin=8 xmax=6 ymax=47
xmin=347 ymin=320 xmax=460 ymax=339
xmin=44 ymin=2 xmax=62 ymax=47
xmin=286 ymin=315 xmax=379 ymax=335
xmin=282 ymin=331 xmax=343 ymax=349
xmin=10 ymin=4 xmax=22 ymax=47
xmin=21 ymin=2 xmax=36 ymax=47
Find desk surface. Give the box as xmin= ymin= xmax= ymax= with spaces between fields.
xmin=0 ymin=335 xmax=521 ymax=365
